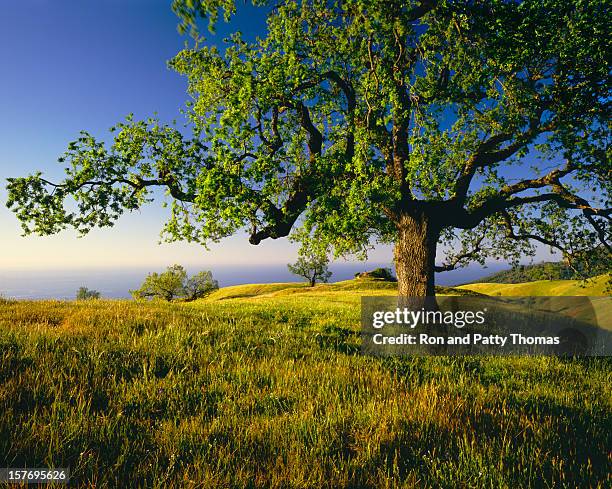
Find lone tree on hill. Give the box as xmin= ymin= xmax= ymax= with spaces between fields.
xmin=130 ymin=264 xmax=218 ymax=301
xmin=288 ymin=250 xmax=332 ymax=287
xmin=6 ymin=0 xmax=610 ymax=296
xmin=131 ymin=264 xmax=188 ymax=301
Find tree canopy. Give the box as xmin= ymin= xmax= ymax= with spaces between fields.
xmin=6 ymin=0 xmax=611 ymax=295
xmin=76 ymin=287 xmax=101 ymax=300
xmin=130 ymin=265 xmax=218 ymax=301
xmin=288 ymin=249 xmax=332 ymax=286
xmin=131 ymin=264 xmax=188 ymax=301
xmin=185 ymin=270 xmax=220 ymax=300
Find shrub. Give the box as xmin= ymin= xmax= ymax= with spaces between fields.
xmin=355 ymin=268 xmax=397 ymax=282
xmin=76 ymin=287 xmax=101 ymax=300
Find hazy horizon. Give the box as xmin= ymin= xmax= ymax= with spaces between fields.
xmin=0 ymin=262 xmax=512 ymax=300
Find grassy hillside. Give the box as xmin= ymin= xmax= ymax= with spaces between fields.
xmin=471 ymin=262 xmax=575 ymax=283
xmin=205 ymin=274 xmax=610 ymax=303
xmin=458 ymin=273 xmax=610 ymax=296
xmin=468 ymin=258 xmax=610 ymax=284
xmin=0 ymin=279 xmax=610 ymax=488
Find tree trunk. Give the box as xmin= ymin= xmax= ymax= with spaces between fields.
xmin=394 ymin=212 xmax=438 ymax=297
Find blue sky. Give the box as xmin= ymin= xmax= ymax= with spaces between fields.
xmin=0 ymin=0 xmax=555 ymax=272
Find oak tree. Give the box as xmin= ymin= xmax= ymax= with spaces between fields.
xmin=7 ymin=0 xmax=611 ymax=296
xmin=131 ymin=264 xmax=188 ymax=301
xmin=288 ymin=251 xmax=332 ymax=286
xmin=76 ymin=287 xmax=101 ymax=300
xmin=185 ymin=270 xmax=219 ymax=300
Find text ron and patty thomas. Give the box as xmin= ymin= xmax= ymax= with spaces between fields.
xmin=370 ymin=332 xmax=560 ymax=347
xmin=368 ymin=307 xmax=561 ymax=347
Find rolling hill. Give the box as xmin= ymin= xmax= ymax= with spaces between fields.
xmin=203 ymin=274 xmax=611 ymax=302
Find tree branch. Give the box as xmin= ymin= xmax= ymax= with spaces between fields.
xmin=453 ymin=109 xmax=553 ymax=205
xmin=434 ymin=233 xmax=486 ymax=272
xmin=405 ymin=0 xmax=439 ymax=21
xmin=41 ymin=174 xmax=196 ymax=203
xmin=451 ymin=160 xmax=609 ymax=229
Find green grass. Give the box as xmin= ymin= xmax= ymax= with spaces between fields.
xmin=458 ymin=273 xmax=610 ymax=296
xmin=0 ymin=278 xmax=610 ymax=488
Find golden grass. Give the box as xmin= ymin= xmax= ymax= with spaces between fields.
xmin=458 ymin=273 xmax=610 ymax=296
xmin=0 ymin=278 xmax=610 ymax=488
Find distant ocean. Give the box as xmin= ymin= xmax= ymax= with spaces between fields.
xmin=0 ymin=263 xmax=507 ymax=300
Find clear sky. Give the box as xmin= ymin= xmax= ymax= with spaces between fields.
xmin=0 ymin=0 xmax=553 ymax=272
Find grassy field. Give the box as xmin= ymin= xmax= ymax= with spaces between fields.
xmin=458 ymin=273 xmax=611 ymax=296
xmin=0 ymin=277 xmax=610 ymax=488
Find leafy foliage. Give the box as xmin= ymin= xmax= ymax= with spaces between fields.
xmin=6 ymin=0 xmax=611 ymax=294
xmin=76 ymin=287 xmax=101 ymax=300
xmin=131 ymin=264 xmax=187 ymax=302
xmin=185 ymin=270 xmax=219 ymax=300
xmin=288 ymin=249 xmax=332 ymax=286
xmin=130 ymin=264 xmax=218 ymax=302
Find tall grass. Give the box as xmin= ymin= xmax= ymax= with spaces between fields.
xmin=0 ymin=290 xmax=610 ymax=488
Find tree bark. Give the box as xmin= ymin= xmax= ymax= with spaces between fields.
xmin=394 ymin=212 xmax=438 ymax=297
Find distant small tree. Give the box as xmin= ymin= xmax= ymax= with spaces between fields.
xmin=131 ymin=264 xmax=187 ymax=301
xmin=288 ymin=251 xmax=332 ymax=287
xmin=184 ymin=270 xmax=219 ymax=301
xmin=76 ymin=286 xmax=100 ymax=300
xmin=131 ymin=264 xmax=218 ymax=301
